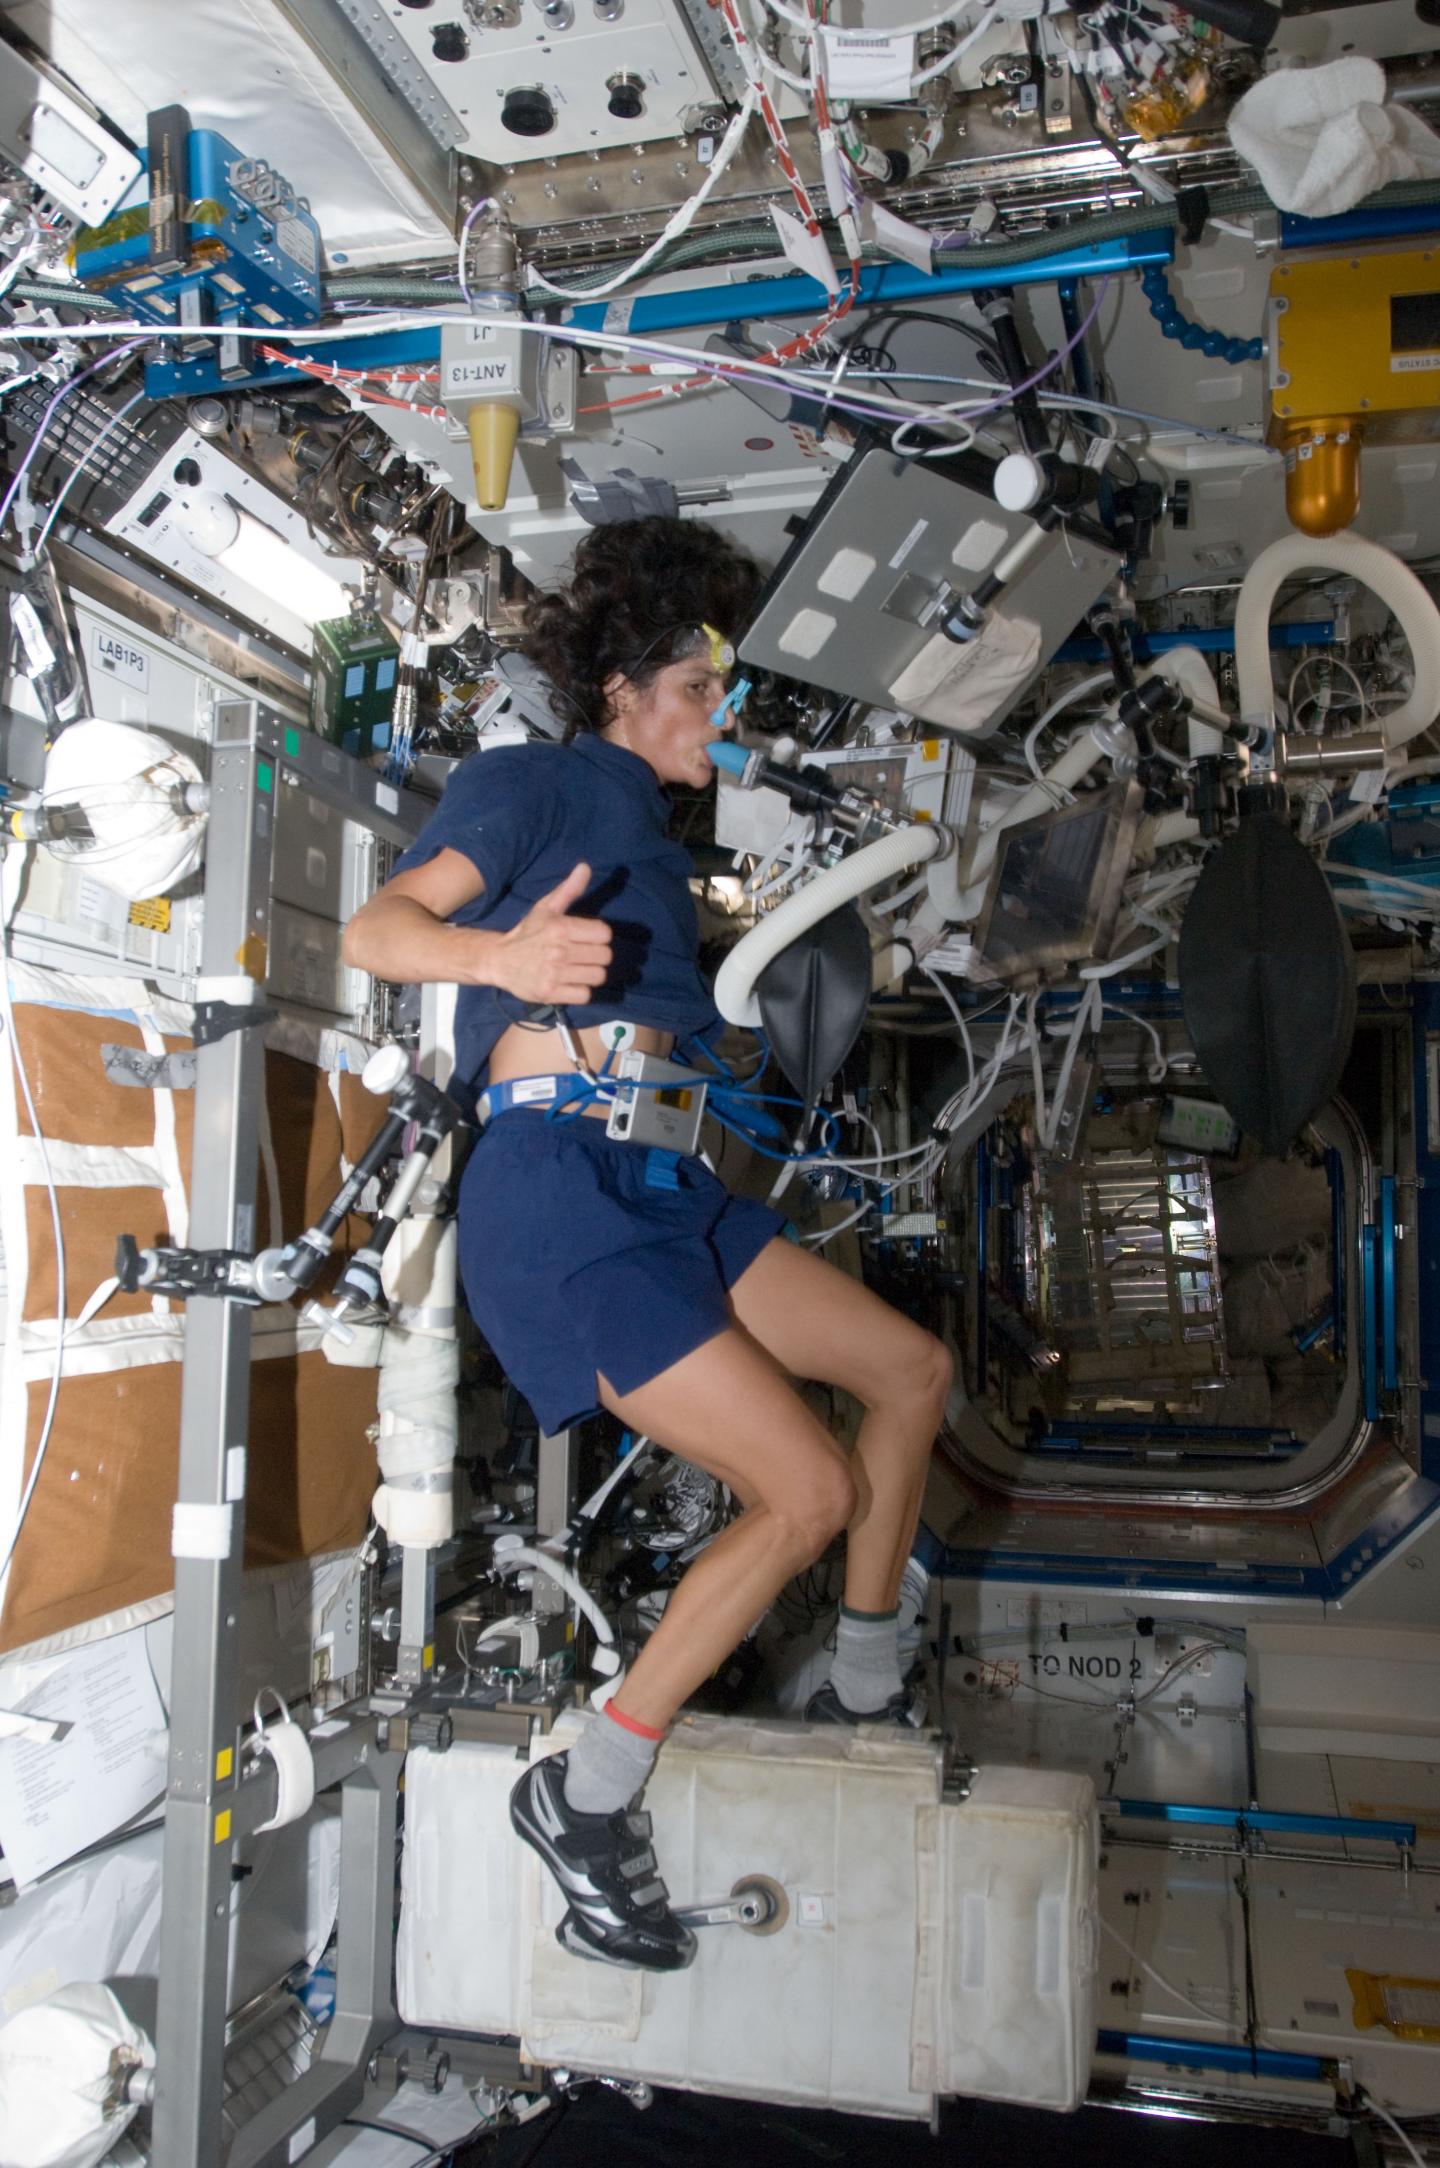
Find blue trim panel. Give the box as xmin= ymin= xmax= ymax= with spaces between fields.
xmin=1362 ymin=1222 xmax=1380 ymax=1424
xmin=975 ymin=1130 xmax=990 ymax=1387
xmin=1280 ymin=204 xmax=1440 ymax=251
xmin=1053 ymin=621 xmax=1335 ymax=664
xmin=145 ymin=326 xmax=441 ymax=399
xmin=145 ymin=229 xmax=1177 ymax=394
xmin=1098 ymin=2031 xmax=1330 ymax=2082
xmin=1414 ymin=985 xmax=1440 ymax=1483
xmin=1327 ymin=1146 xmax=1346 ymax=1362
xmin=927 ymin=1545 xmax=1328 ymax=1598
xmin=1106 ymin=1799 xmax=1417 ymax=1846
xmin=1380 ymin=1174 xmax=1399 ymax=1394
xmin=562 ymin=231 xmax=1177 ymax=335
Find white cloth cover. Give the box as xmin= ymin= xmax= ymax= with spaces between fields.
xmin=888 ymin=614 xmax=1042 ymax=736
xmin=1229 ymin=59 xmax=1440 ymax=218
xmin=41 ymin=720 xmax=206 ymax=900
xmin=0 ymin=1982 xmax=150 ymax=2168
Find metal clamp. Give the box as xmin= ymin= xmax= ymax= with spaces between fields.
xmin=672 ymin=1876 xmax=788 ymax=1935
xmin=939 ymin=1739 xmax=977 ymax=1803
xmin=193 ymin=997 xmax=276 ymax=1049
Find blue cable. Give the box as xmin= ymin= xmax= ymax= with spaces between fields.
xmin=1140 ymin=265 xmax=1263 ymax=365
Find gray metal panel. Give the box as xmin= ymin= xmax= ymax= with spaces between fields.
xmin=268 ymin=0 xmax=459 ymax=220
xmin=151 ymin=703 xmax=279 ymax=2167
xmin=740 ymin=449 xmax=1119 ymax=732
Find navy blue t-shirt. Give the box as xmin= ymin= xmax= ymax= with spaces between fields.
xmin=392 ymin=734 xmax=719 ymax=1101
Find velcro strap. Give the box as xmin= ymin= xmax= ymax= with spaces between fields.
xmin=619 ymin=1849 xmax=657 ymax=1879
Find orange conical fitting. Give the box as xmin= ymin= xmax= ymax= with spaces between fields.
xmin=467 ymin=401 xmax=522 ymax=513
xmin=1282 ymin=420 xmax=1363 ymax=538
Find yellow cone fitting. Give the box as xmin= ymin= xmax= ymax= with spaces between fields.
xmin=1282 ymin=420 xmax=1363 ymax=538
xmin=467 ymin=402 xmax=522 ymax=513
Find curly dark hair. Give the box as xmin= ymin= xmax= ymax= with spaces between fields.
xmin=520 ymin=516 xmax=762 ymax=739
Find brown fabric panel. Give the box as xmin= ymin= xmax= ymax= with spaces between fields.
xmin=23 ymin=1186 xmax=168 ymax=1322
xmin=338 ymin=1070 xmax=392 ymax=1166
xmin=4 ymin=1004 xmax=386 ymax=1654
xmin=0 ymin=1354 xmax=378 ymax=1654
xmin=0 ymin=1364 xmax=182 ymax=1651
xmin=245 ymin=1356 xmax=378 ymax=1570
xmin=12 ymin=1008 xmax=157 ymax=1146
xmin=267 ymin=1052 xmax=344 ymax=1233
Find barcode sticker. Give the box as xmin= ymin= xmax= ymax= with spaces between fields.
xmin=823 ymin=29 xmax=915 ymax=100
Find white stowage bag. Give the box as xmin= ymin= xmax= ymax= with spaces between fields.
xmin=40 ymin=720 xmax=207 ymax=901
xmin=0 ymin=1981 xmax=152 ymax=2168
xmin=397 ymin=1715 xmax=1099 ymax=2120
xmin=1230 ymin=57 xmax=1440 ymax=218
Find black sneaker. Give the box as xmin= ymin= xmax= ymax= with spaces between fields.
xmin=804 ymin=1680 xmax=928 ymax=1728
xmin=509 ymin=1752 xmax=697 ymax=1973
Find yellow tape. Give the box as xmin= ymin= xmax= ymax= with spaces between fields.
xmin=129 ymin=896 xmax=171 ymax=933
xmin=215 ymin=1746 xmax=233 ymax=1782
xmin=214 ymin=1808 xmax=232 ymax=1845
xmin=1347 ymin=1969 xmax=1440 ymax=2042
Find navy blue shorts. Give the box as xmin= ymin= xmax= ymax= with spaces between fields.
xmin=457 ymin=1112 xmax=785 ymax=1434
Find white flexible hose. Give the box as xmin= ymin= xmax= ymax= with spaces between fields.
xmin=1234 ymin=531 xmax=1440 ymax=749
xmin=715 ymin=822 xmax=945 ymax=1027
xmin=491 ymin=1538 xmax=621 ymax=1673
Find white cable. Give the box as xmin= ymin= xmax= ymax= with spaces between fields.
xmin=30 ymin=390 xmax=147 ymax=562
xmin=1097 ymin=1913 xmax=1237 ymax=2029
xmin=490 ymin=1539 xmax=620 ymax=1670
xmin=1321 ymin=862 xmax=1440 ymax=904
xmin=1040 ymin=980 xmax=1100 ymax=1149
xmin=1103 ymin=997 xmax=1168 ymax=1083
xmin=910 ymin=0 xmax=998 ymax=84
xmin=537 ymin=1434 xmax=653 ymax=1555
xmin=1367 ymin=2102 xmax=1428 ymax=2168
xmin=1027 ymin=990 xmax=1048 ymax=1145
xmin=525 ymin=88 xmax=759 ymax=302
xmin=0 ymin=315 xmax=1267 ymax=450
xmin=1079 ymin=930 xmax=1172 ymax=979
xmin=758 ymin=0 xmax=977 ymax=34
xmin=1023 ymin=672 xmax=1114 ymax=786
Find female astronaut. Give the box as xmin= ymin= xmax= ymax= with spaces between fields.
xmin=343 ymin=517 xmax=952 ymax=1974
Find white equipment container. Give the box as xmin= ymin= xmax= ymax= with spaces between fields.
xmin=396 ymin=1715 xmax=1098 ymax=2120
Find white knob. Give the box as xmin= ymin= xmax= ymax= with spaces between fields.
xmin=994 ymin=452 xmax=1046 ymax=515
xmin=362 ymin=1045 xmax=411 ymax=1097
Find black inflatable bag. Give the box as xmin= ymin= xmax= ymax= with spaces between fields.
xmin=1177 ymin=815 xmax=1355 ymax=1157
xmin=757 ymin=902 xmax=872 ymax=1108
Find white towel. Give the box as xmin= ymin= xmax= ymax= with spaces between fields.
xmin=1229 ymin=58 xmax=1440 ymax=219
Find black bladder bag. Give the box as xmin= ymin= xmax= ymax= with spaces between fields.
xmin=1177 ymin=813 xmax=1355 ymax=1157
xmin=757 ymin=902 xmax=872 ymax=1110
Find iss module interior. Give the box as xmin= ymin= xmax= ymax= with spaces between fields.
xmin=0 ymin=2 xmax=1439 ymax=2164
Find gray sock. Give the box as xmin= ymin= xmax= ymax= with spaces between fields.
xmin=828 ymin=1605 xmax=903 ymax=1714
xmin=562 ymin=1707 xmax=662 ymax=1816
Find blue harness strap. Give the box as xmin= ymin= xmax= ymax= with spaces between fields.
xmin=475 ymin=1073 xmax=596 ymax=1126
xmin=644 ymin=1148 xmax=682 ymax=1191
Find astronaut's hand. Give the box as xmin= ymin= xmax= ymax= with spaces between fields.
xmin=493 ymin=862 xmax=613 ymax=1005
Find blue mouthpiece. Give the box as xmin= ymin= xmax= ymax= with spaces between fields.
xmin=706 ymin=740 xmax=750 ymax=777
